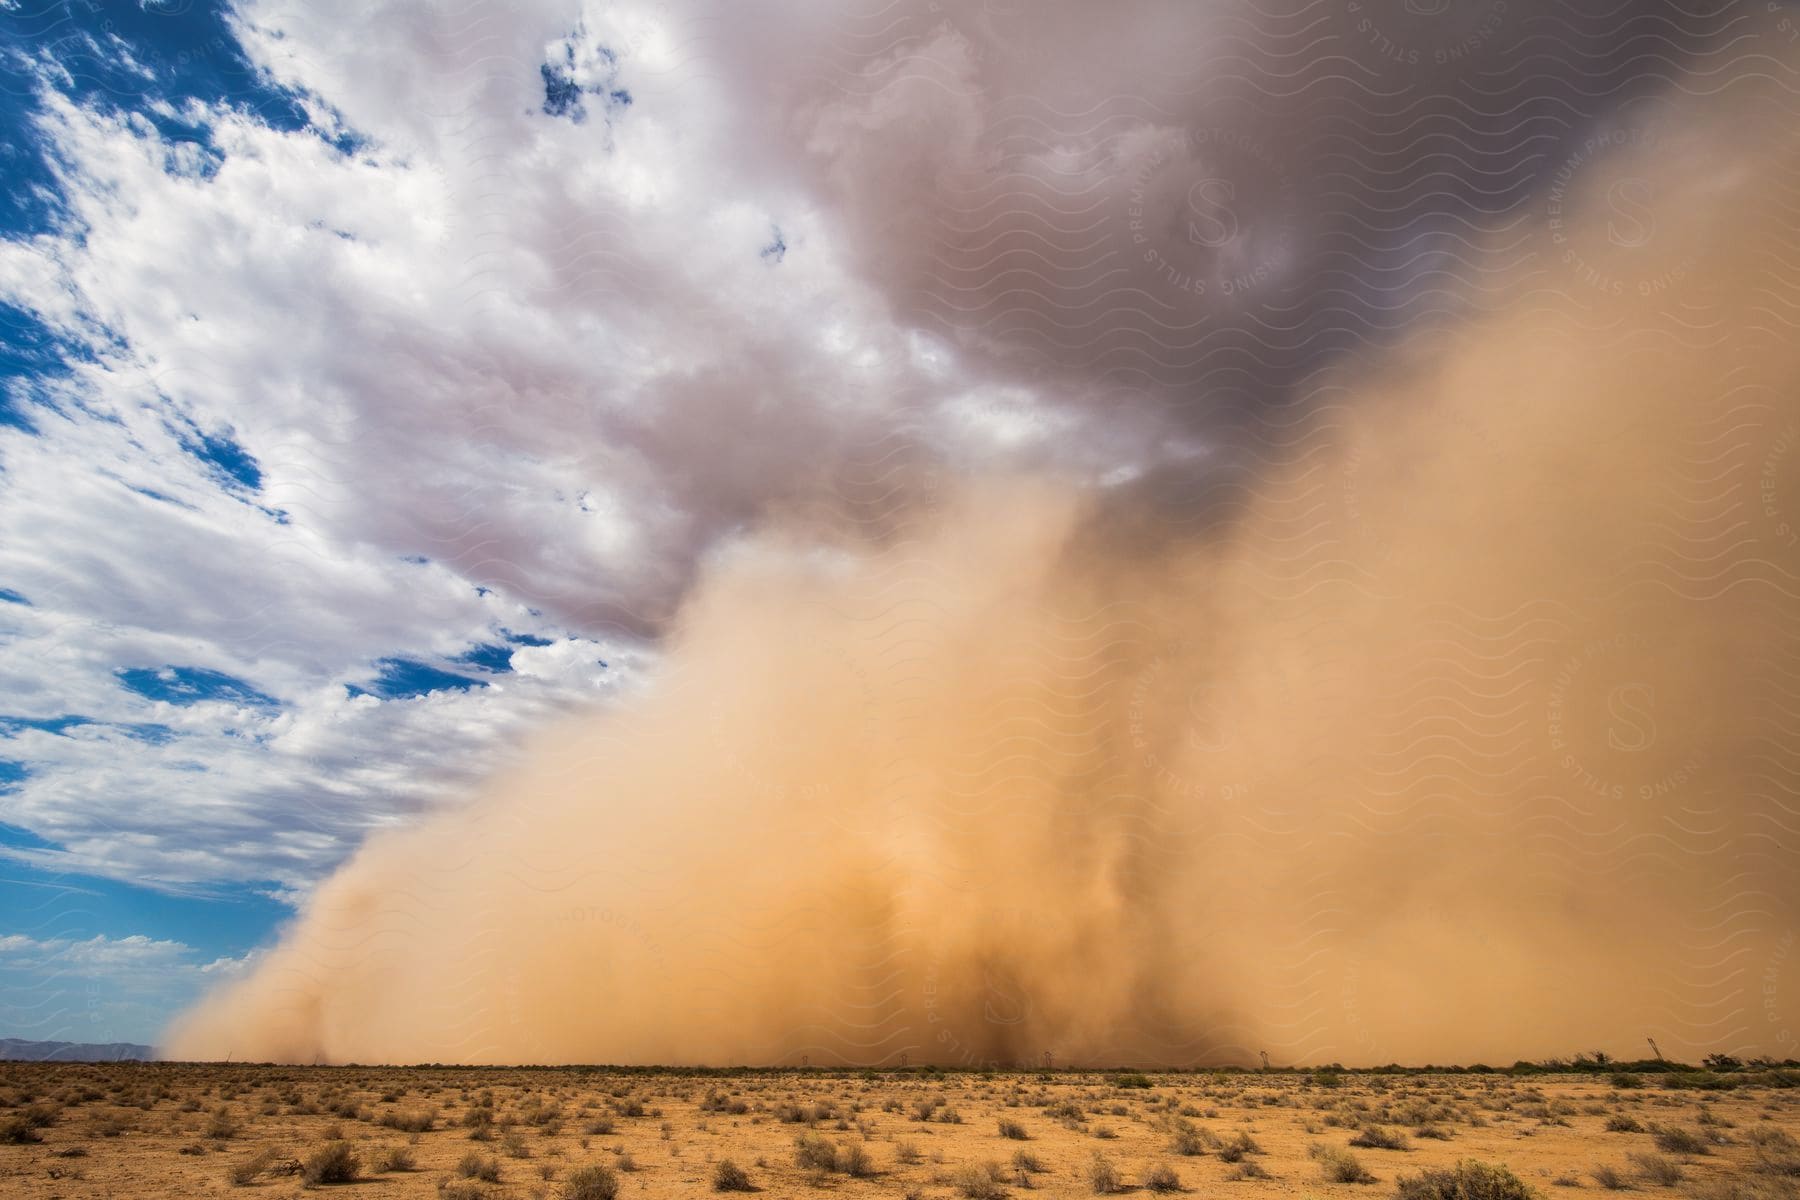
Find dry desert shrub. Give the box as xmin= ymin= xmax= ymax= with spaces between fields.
xmin=227 ymin=1146 xmax=279 ymax=1185
xmin=952 ymin=1162 xmax=1007 ymax=1199
xmin=1353 ymin=1125 xmax=1411 ymax=1150
xmin=1690 ymin=1180 xmax=1799 ymax=1200
xmin=379 ymin=1107 xmax=437 ymax=1132
xmin=1089 ymin=1152 xmax=1123 ymax=1194
xmin=564 ymin=1163 xmax=620 ymax=1200
xmin=1628 ymin=1153 xmax=1682 ymax=1186
xmin=794 ymin=1132 xmax=837 ymax=1171
xmin=1392 ymin=1161 xmax=1538 ymax=1200
xmin=301 ymin=1140 xmax=359 ymax=1186
xmin=1311 ymin=1142 xmax=1376 ymax=1184
xmin=1218 ymin=1131 xmax=1263 ymax=1162
xmin=1144 ymin=1163 xmax=1183 ymax=1193
xmin=1591 ymin=1165 xmax=1627 ymax=1190
xmin=712 ymin=1158 xmax=754 ymax=1192
xmin=1170 ymin=1120 xmax=1209 ymax=1155
xmin=795 ymin=1131 xmax=872 ymax=1175
xmin=0 ymin=1113 xmax=42 ymax=1144
xmin=1652 ymin=1127 xmax=1709 ymax=1156
xmin=1752 ymin=1127 xmax=1800 ymax=1178
xmin=456 ymin=1151 xmax=501 ymax=1182
xmin=839 ymin=1140 xmax=875 ymax=1177
xmin=372 ymin=1144 xmax=416 ymax=1173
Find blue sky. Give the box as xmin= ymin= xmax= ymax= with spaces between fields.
xmin=0 ymin=0 xmax=655 ymax=1044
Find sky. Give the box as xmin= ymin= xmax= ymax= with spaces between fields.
xmin=0 ymin=0 xmax=1797 ymax=1054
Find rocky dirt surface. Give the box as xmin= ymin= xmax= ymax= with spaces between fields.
xmin=1 ymin=1063 xmax=1796 ymax=1199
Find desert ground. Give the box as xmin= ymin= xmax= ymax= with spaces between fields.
xmin=1 ymin=1063 xmax=1796 ymax=1200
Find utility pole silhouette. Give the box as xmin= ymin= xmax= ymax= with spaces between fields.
xmin=1259 ymin=1050 xmax=1271 ymax=1071
xmin=899 ymin=1052 xmax=908 ymax=1068
xmin=1042 ymin=1050 xmax=1053 ymax=1071
xmin=1646 ymin=1037 xmax=1664 ymax=1062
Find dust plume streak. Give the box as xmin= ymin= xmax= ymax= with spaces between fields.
xmin=164 ymin=62 xmax=1800 ymax=1068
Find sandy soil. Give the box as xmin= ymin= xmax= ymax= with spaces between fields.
xmin=1 ymin=1064 xmax=1796 ymax=1199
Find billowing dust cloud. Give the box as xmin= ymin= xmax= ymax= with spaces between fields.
xmin=165 ymin=39 xmax=1800 ymax=1068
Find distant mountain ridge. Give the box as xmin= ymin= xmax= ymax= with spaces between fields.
xmin=0 ymin=1038 xmax=155 ymax=1061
